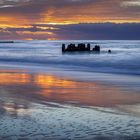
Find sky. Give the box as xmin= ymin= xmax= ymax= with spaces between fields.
xmin=0 ymin=0 xmax=140 ymax=40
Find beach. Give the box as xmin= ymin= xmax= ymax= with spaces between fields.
xmin=0 ymin=40 xmax=140 ymax=139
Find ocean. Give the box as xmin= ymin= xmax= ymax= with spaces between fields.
xmin=0 ymin=40 xmax=140 ymax=75
xmin=0 ymin=40 xmax=140 ymax=139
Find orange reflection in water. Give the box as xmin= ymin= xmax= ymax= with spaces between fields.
xmin=0 ymin=70 xmax=140 ymax=107
xmin=0 ymin=72 xmax=30 ymax=85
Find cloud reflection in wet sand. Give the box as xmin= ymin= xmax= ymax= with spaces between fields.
xmin=0 ymin=70 xmax=140 ymax=139
xmin=0 ymin=70 xmax=140 ymax=107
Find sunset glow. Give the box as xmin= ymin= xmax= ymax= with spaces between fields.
xmin=0 ymin=71 xmax=140 ymax=107
xmin=0 ymin=0 xmax=140 ymax=40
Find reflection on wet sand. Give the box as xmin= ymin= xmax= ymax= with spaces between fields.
xmin=0 ymin=70 xmax=140 ymax=108
xmin=0 ymin=70 xmax=140 ymax=139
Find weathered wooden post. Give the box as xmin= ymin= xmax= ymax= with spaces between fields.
xmin=87 ymin=43 xmax=91 ymax=51
xmin=62 ymin=44 xmax=66 ymax=52
xmin=108 ymin=50 xmax=111 ymax=53
xmin=94 ymin=45 xmax=100 ymax=52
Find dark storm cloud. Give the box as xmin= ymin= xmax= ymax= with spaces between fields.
xmin=53 ymin=23 xmax=140 ymax=40
xmin=0 ymin=23 xmax=140 ymax=40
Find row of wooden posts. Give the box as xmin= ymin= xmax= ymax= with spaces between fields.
xmin=62 ymin=43 xmax=111 ymax=53
xmin=62 ymin=43 xmax=101 ymax=52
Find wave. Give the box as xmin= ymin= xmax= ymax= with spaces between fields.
xmin=0 ymin=40 xmax=140 ymax=75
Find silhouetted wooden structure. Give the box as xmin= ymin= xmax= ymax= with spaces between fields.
xmin=62 ymin=43 xmax=102 ymax=52
xmin=92 ymin=45 xmax=100 ymax=52
xmin=108 ymin=50 xmax=111 ymax=53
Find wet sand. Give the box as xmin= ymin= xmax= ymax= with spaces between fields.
xmin=0 ymin=70 xmax=140 ymax=139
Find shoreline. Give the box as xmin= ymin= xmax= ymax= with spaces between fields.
xmin=0 ymin=64 xmax=140 ymax=92
xmin=0 ymin=40 xmax=140 ymax=139
xmin=0 ymin=67 xmax=140 ymax=139
xmin=0 ymin=68 xmax=140 ymax=108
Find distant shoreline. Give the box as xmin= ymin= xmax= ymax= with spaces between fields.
xmin=0 ymin=41 xmax=14 ymax=43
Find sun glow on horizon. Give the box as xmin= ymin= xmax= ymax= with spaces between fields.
xmin=0 ymin=0 xmax=139 ymax=40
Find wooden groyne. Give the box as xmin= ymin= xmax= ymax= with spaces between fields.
xmin=62 ymin=43 xmax=101 ymax=53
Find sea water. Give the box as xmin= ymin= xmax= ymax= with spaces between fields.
xmin=0 ymin=40 xmax=140 ymax=139
xmin=0 ymin=40 xmax=140 ymax=75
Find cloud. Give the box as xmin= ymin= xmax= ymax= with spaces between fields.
xmin=0 ymin=23 xmax=140 ymax=40
xmin=121 ymin=0 xmax=140 ymax=7
xmin=54 ymin=23 xmax=140 ymax=40
xmin=0 ymin=0 xmax=139 ymax=25
xmin=0 ymin=0 xmax=139 ymax=39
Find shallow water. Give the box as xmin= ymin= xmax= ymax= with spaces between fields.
xmin=1 ymin=102 xmax=140 ymax=140
xmin=0 ymin=40 xmax=140 ymax=139
xmin=0 ymin=70 xmax=140 ymax=139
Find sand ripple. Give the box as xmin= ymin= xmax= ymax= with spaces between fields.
xmin=0 ymin=103 xmax=140 ymax=139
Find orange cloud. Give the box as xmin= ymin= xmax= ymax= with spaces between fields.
xmin=0 ymin=0 xmax=140 ymax=40
xmin=0 ymin=0 xmax=139 ymax=28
